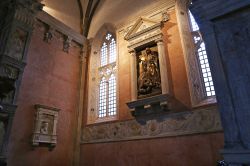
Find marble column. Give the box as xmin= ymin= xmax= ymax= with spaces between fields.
xmin=129 ymin=49 xmax=137 ymax=101
xmin=156 ymin=38 xmax=170 ymax=95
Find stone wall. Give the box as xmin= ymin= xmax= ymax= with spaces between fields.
xmin=7 ymin=15 xmax=82 ymax=166
xmin=81 ymin=132 xmax=224 ymax=166
xmin=81 ymin=5 xmax=224 ymax=166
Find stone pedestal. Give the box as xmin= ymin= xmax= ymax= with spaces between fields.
xmin=221 ymin=149 xmax=250 ymax=165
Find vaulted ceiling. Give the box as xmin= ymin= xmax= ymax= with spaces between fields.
xmin=41 ymin=0 xmax=168 ymax=38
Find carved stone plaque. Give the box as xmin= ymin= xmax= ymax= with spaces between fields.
xmin=32 ymin=104 xmax=60 ymax=149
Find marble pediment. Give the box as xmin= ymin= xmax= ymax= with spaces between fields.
xmin=124 ymin=17 xmax=161 ymax=41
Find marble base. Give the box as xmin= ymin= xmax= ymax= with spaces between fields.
xmin=221 ymin=149 xmax=250 ymax=165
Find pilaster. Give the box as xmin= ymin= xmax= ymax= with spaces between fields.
xmin=156 ymin=38 xmax=170 ymax=95
xmin=129 ymin=49 xmax=137 ymax=101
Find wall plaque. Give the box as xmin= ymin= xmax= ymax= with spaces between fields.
xmin=32 ymin=104 xmax=60 ymax=149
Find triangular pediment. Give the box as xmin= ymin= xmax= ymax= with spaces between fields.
xmin=124 ymin=17 xmax=158 ymax=40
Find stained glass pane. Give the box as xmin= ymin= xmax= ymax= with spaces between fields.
xmin=109 ymin=38 xmax=116 ymax=63
xmin=106 ymin=33 xmax=112 ymax=40
xmin=189 ymin=11 xmax=199 ymax=32
xmin=101 ymin=42 xmax=108 ymax=66
xmin=99 ymin=77 xmax=107 ymax=118
xmin=198 ymin=43 xmax=215 ymax=96
xmin=108 ymin=74 xmax=116 ymax=116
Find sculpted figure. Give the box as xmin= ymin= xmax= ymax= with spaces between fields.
xmin=138 ymin=48 xmax=161 ymax=95
xmin=40 ymin=121 xmax=49 ymax=134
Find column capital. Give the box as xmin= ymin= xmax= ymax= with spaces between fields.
xmin=128 ymin=48 xmax=136 ymax=54
xmin=155 ymin=38 xmax=164 ymax=44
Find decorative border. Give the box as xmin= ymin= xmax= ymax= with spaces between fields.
xmin=81 ymin=106 xmax=222 ymax=143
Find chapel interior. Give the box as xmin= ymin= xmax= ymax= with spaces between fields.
xmin=0 ymin=0 xmax=249 ymax=166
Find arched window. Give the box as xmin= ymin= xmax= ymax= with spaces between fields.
xmin=98 ymin=33 xmax=117 ymax=118
xmin=188 ymin=11 xmax=215 ymax=97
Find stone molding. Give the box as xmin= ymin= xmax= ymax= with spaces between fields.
xmin=81 ymin=106 xmax=222 ymax=143
xmin=125 ymin=19 xmax=163 ymax=50
xmin=36 ymin=11 xmax=86 ymax=45
xmin=116 ymin=0 xmax=175 ymax=29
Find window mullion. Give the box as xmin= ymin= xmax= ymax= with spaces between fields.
xmin=107 ymin=41 xmax=110 ymax=64
xmin=106 ymin=80 xmax=109 ymax=117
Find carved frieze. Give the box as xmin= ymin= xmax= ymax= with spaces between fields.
xmin=82 ymin=106 xmax=222 ymax=143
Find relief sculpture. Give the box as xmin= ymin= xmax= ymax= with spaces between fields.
xmin=137 ymin=47 xmax=161 ymax=97
xmin=82 ymin=107 xmax=222 ymax=143
xmin=7 ymin=28 xmax=28 ymax=61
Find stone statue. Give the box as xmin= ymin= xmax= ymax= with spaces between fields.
xmin=138 ymin=48 xmax=161 ymax=96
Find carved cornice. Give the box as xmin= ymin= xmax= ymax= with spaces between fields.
xmin=124 ymin=17 xmax=159 ymax=40
xmin=81 ymin=106 xmax=222 ymax=143
xmin=124 ymin=17 xmax=164 ymax=50
xmin=128 ymin=33 xmax=163 ymax=50
xmin=126 ymin=22 xmax=163 ymax=41
xmin=37 ymin=11 xmax=86 ymax=45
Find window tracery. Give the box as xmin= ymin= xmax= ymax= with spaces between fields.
xmin=188 ymin=11 xmax=215 ymax=97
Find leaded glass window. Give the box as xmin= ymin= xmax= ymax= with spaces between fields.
xmin=98 ymin=33 xmax=117 ymax=118
xmin=189 ymin=11 xmax=215 ymax=97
